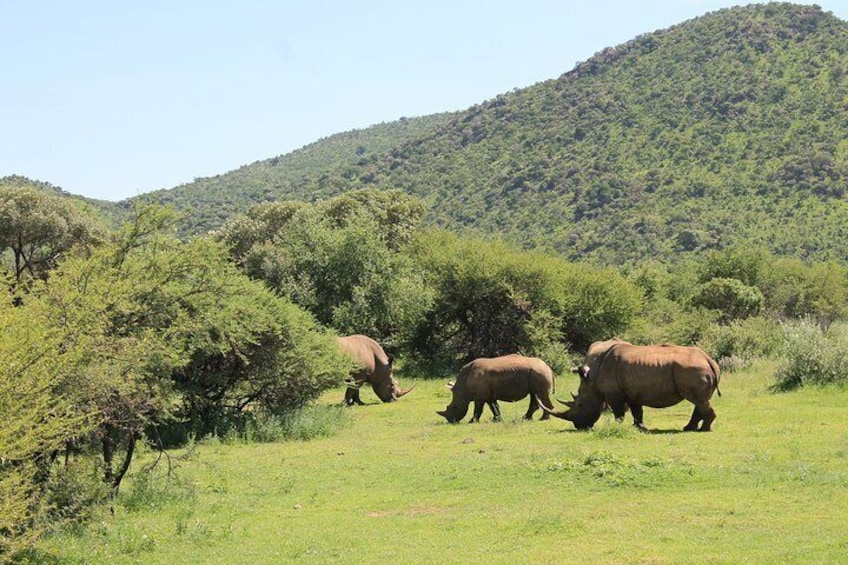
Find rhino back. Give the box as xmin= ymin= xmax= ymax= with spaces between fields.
xmin=338 ymin=335 xmax=390 ymax=374
xmin=600 ymin=344 xmax=716 ymax=408
xmin=465 ymin=355 xmax=553 ymax=402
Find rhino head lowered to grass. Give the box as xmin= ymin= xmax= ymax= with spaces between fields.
xmin=539 ymin=339 xmax=722 ymax=432
xmin=337 ymin=334 xmax=415 ymax=406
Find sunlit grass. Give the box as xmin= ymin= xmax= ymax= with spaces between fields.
xmin=35 ymin=363 xmax=848 ymax=564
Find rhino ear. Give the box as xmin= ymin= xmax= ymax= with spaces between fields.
xmin=445 ymin=381 xmax=455 ymax=390
xmin=578 ymin=365 xmax=590 ymax=380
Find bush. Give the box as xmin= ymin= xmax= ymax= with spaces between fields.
xmin=690 ymin=277 xmax=763 ymax=322
xmin=217 ymin=405 xmax=352 ymax=444
xmin=215 ymin=190 xmax=431 ymax=343
xmin=43 ymin=464 xmax=110 ymax=528
xmin=629 ymin=307 xmax=720 ymax=347
xmin=699 ymin=316 xmax=784 ymax=361
xmin=408 ymin=231 xmax=641 ymax=367
xmin=774 ymin=320 xmax=848 ymax=391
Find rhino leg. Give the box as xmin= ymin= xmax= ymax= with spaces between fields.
xmin=523 ymin=396 xmax=538 ymax=420
xmin=684 ymin=400 xmax=716 ymax=431
xmin=683 ymin=406 xmax=702 ymax=431
xmin=607 ymin=395 xmax=628 ymax=422
xmin=489 ymin=401 xmax=502 ymax=422
xmin=344 ymin=387 xmax=365 ymax=407
xmin=470 ymin=400 xmax=485 ymax=423
xmin=629 ymin=405 xmax=649 ymax=432
xmin=697 ymin=402 xmax=716 ymax=432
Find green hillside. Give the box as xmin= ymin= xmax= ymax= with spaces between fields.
xmin=130 ymin=113 xmax=455 ymax=235
xmin=0 ymin=174 xmax=124 ymax=227
xmin=134 ymin=2 xmax=848 ymax=265
xmin=294 ymin=2 xmax=848 ymax=265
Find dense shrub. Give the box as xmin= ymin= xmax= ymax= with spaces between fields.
xmin=774 ymin=320 xmax=848 ymax=390
xmin=699 ymin=317 xmax=784 ymax=363
xmin=760 ymin=258 xmax=848 ymax=326
xmin=690 ymin=277 xmax=764 ymax=322
xmin=1 ymin=204 xmax=350 ymax=553
xmin=215 ymin=190 xmax=433 ymax=343
xmin=407 ymin=231 xmax=641 ymax=367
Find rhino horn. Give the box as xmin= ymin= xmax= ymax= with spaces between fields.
xmin=395 ymin=383 xmax=416 ymax=398
xmin=555 ymin=391 xmax=578 ymax=406
xmin=536 ymin=396 xmax=573 ymax=420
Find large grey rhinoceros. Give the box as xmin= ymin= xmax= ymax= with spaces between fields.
xmin=540 ymin=339 xmax=721 ymax=431
xmin=437 ymin=354 xmax=557 ymax=423
xmin=337 ymin=335 xmax=414 ymax=406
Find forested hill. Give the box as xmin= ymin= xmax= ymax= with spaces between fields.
xmin=146 ymin=3 xmax=847 ymax=264
xmin=130 ymin=113 xmax=455 ymax=234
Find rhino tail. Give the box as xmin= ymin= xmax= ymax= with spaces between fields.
xmin=707 ymin=355 xmax=722 ymax=397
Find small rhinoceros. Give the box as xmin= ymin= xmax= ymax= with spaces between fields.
xmin=337 ymin=335 xmax=414 ymax=406
xmin=437 ymin=354 xmax=557 ymax=423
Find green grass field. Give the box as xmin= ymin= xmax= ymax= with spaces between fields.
xmin=35 ymin=363 xmax=848 ymax=564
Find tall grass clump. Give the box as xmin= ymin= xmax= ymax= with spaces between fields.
xmin=121 ymin=466 xmax=196 ymax=513
xmin=774 ymin=320 xmax=848 ymax=391
xmin=227 ymin=405 xmax=352 ymax=444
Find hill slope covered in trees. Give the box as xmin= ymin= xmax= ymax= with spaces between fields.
xmin=130 ymin=113 xmax=455 ymax=235
xmin=117 ymin=3 xmax=848 ymax=263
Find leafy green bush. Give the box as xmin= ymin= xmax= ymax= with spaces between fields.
xmin=208 ymin=405 xmax=352 ymax=444
xmin=1 ymin=204 xmax=351 ymax=552
xmin=407 ymin=231 xmax=641 ymax=367
xmin=700 ymin=316 xmax=784 ymax=361
xmin=690 ymin=277 xmax=764 ymax=322
xmin=216 ymin=190 xmax=433 ymax=343
xmin=43 ymin=464 xmax=110 ymax=529
xmin=774 ymin=320 xmax=848 ymax=390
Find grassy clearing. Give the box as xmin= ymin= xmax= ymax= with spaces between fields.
xmin=33 ymin=363 xmax=848 ymax=564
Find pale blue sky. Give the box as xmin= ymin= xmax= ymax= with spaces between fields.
xmin=2 ymin=1 xmax=846 ymax=201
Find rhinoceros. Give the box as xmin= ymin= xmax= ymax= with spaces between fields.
xmin=337 ymin=335 xmax=414 ymax=405
xmin=436 ymin=354 xmax=557 ymax=423
xmin=539 ymin=340 xmax=721 ymax=431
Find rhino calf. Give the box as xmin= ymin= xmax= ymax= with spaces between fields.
xmin=437 ymin=354 xmax=557 ymax=423
xmin=338 ymin=335 xmax=414 ymax=405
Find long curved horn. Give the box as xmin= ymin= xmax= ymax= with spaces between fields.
xmin=395 ymin=383 xmax=416 ymax=398
xmin=555 ymin=391 xmax=578 ymax=407
xmin=536 ymin=395 xmax=573 ymax=420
